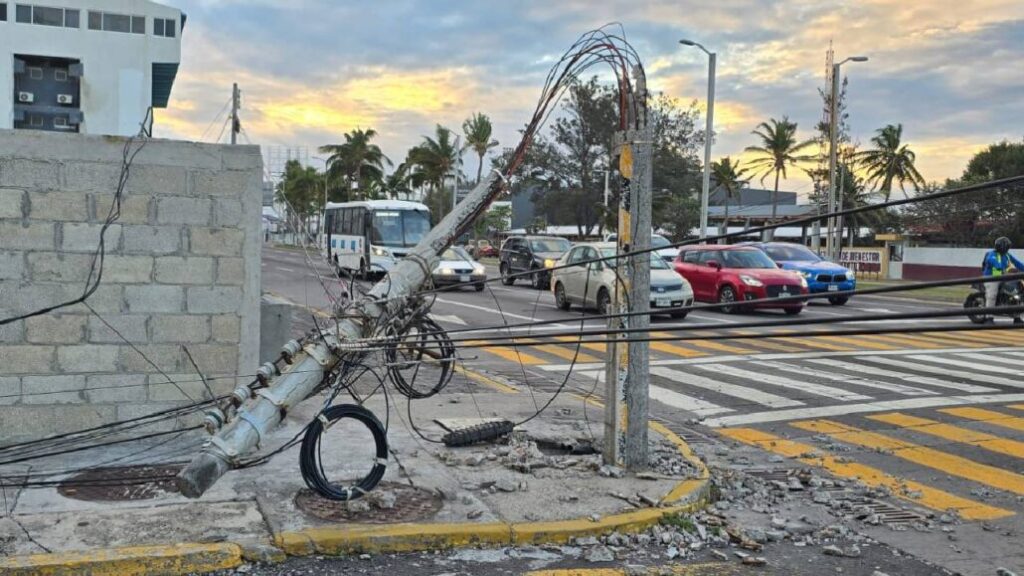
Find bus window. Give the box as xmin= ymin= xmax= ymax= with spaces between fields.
xmin=370 ymin=210 xmax=430 ymax=247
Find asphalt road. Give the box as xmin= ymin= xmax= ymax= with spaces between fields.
xmin=261 ymin=245 xmax=1024 ymax=575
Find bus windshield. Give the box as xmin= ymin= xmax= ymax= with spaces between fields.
xmin=371 ymin=210 xmax=431 ymax=247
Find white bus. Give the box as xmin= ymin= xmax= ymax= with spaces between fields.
xmin=323 ymin=200 xmax=432 ymax=276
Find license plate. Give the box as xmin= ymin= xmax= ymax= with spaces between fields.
xmin=777 ymin=290 xmax=790 ymax=298
xmin=459 ymin=275 xmax=470 ymax=282
xmin=827 ymin=284 xmax=839 ymax=292
xmin=655 ymin=298 xmax=671 ymax=307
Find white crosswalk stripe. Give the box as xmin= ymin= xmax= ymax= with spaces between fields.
xmin=862 ymin=355 xmax=1024 ymax=389
xmin=694 ymin=363 xmax=873 ymax=402
xmin=954 ymin=352 xmax=1024 ymax=369
xmin=750 ymin=360 xmax=935 ymax=396
xmin=808 ymin=358 xmax=996 ymax=394
xmin=650 ymin=366 xmax=803 ymax=408
xmin=906 ymin=354 xmax=1022 ymax=375
xmin=577 ymin=370 xmax=732 ymax=417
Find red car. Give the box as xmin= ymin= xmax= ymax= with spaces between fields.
xmin=674 ymin=245 xmax=808 ymax=315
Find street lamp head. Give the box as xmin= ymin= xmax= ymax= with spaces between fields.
xmin=850 ymin=56 xmax=869 ymax=62
xmin=678 ymin=39 xmax=697 ymax=46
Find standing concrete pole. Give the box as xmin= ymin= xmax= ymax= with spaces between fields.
xmin=699 ymin=53 xmax=716 ymax=241
xmin=177 ymin=171 xmax=502 ymax=498
xmin=230 ymin=83 xmax=240 ymax=145
xmin=827 ymin=63 xmax=839 ymax=261
xmin=624 ymin=68 xmax=652 ymax=472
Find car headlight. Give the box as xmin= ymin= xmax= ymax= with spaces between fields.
xmin=544 ymin=259 xmax=556 ymax=268
xmin=439 ymin=267 xmax=454 ymax=275
xmin=740 ymin=274 xmax=763 ymax=287
xmin=371 ymin=246 xmax=391 ymax=257
xmin=800 ymin=276 xmax=809 ymax=288
xmin=847 ymin=270 xmax=855 ymax=281
xmin=800 ymin=271 xmax=813 ymax=279
xmin=473 ymin=264 xmax=485 ymax=275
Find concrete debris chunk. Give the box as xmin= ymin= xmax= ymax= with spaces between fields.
xmin=585 ymin=545 xmax=615 ymax=562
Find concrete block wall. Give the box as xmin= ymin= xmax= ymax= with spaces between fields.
xmin=0 ymin=130 xmax=262 ymax=440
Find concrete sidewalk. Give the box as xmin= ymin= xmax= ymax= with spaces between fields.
xmin=0 ymin=377 xmax=709 ymax=575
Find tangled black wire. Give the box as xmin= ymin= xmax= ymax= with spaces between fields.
xmin=385 ymin=316 xmax=456 ymax=399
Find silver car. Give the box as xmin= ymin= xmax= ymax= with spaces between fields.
xmin=551 ymin=242 xmax=694 ymax=318
xmin=431 ymin=246 xmax=487 ymax=291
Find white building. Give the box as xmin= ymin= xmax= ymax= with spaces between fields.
xmin=0 ymin=0 xmax=182 ymax=136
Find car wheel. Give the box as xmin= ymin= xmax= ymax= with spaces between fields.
xmin=784 ymin=307 xmax=802 ymax=316
xmin=828 ymin=296 xmax=849 ymax=306
xmin=670 ymin=311 xmax=688 ymax=320
xmin=474 ymin=281 xmax=485 ymax=292
xmin=500 ymin=264 xmax=514 ymax=286
xmin=964 ymin=293 xmax=986 ymax=324
xmin=597 ymin=288 xmax=611 ymax=316
xmin=555 ymin=282 xmax=571 ymax=311
xmin=530 ymin=267 xmax=546 ymax=290
xmin=718 ymin=286 xmax=738 ymax=314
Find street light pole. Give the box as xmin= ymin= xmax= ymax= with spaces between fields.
xmin=828 ymin=56 xmax=868 ymax=261
xmin=680 ymin=39 xmax=715 ymax=241
xmin=313 ymin=156 xmax=329 ymax=251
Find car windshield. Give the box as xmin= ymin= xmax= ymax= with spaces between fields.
xmin=599 ymin=248 xmax=670 ymax=269
xmin=652 ymin=235 xmax=671 ymax=248
xmin=721 ymin=249 xmax=778 ymax=269
xmin=441 ymin=247 xmax=472 ymax=261
xmin=371 ymin=210 xmax=431 ymax=247
xmin=530 ymin=238 xmax=571 ymax=253
xmin=764 ymin=244 xmax=822 ymax=262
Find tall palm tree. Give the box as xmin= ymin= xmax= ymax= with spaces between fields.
xmin=856 ymin=123 xmax=926 ymax=201
xmin=744 ymin=117 xmax=816 ymax=221
xmin=408 ymin=125 xmax=460 ymax=216
xmin=710 ymin=157 xmax=749 ymax=234
xmin=462 ymin=113 xmax=499 ymax=185
xmin=383 ymin=162 xmax=414 ymax=200
xmin=318 ymin=128 xmax=391 ymax=200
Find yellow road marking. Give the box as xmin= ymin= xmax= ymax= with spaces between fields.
xmin=922 ymin=331 xmax=1004 ymax=348
xmin=869 ymin=412 xmax=1024 ymax=459
xmin=452 ymin=365 xmax=518 ymax=393
xmin=525 ymin=563 xmax=735 ymax=575
xmin=464 ymin=340 xmax=548 ymax=365
xmin=792 ymin=419 xmax=1024 ymax=496
xmin=816 ymin=335 xmax=899 ymax=350
xmin=776 ymin=336 xmax=857 ymax=351
xmin=646 ymin=332 xmax=708 ymax=358
xmin=728 ymin=331 xmax=804 ymax=352
xmin=719 ymin=427 xmax=1011 ymax=520
xmin=517 ymin=339 xmax=601 ymax=363
xmin=554 ymin=336 xmax=607 ymax=353
xmin=856 ymin=333 xmax=952 ymax=349
xmin=940 ymin=407 xmax=1024 ymax=433
xmin=676 ymin=338 xmax=757 ymax=355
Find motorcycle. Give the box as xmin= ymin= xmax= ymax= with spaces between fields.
xmin=963 ymin=279 xmax=1024 ymax=324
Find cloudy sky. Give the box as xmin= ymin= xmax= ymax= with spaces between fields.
xmin=156 ymin=0 xmax=1024 ymax=197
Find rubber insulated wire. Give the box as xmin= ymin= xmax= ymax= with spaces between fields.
xmin=299 ymin=403 xmax=388 ymax=501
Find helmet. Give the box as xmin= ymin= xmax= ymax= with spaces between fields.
xmin=996 ymin=237 xmax=1011 ymax=254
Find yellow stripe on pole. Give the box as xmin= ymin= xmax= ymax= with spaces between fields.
xmin=719 ymin=427 xmax=1011 ymax=521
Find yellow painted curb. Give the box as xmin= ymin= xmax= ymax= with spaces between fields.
xmin=275 ymin=414 xmax=711 ymax=555
xmin=0 ymin=542 xmax=242 ymax=576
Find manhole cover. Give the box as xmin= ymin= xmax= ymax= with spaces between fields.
xmin=294 ymin=481 xmax=442 ymax=524
xmin=57 ymin=464 xmax=182 ymax=501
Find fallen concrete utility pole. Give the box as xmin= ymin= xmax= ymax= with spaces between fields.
xmin=177 ymin=172 xmax=501 ymax=498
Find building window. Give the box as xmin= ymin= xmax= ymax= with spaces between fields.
xmin=54 ymin=69 xmax=67 ymax=81
xmin=87 ymin=10 xmax=145 ymax=33
xmin=154 ymin=17 xmax=175 ymax=37
xmin=0 ymin=4 xmax=7 ymax=22
xmin=14 ymin=4 xmax=78 ymax=27
xmin=30 ymin=116 xmax=43 ymax=127
xmin=28 ymin=66 xmax=42 ymax=79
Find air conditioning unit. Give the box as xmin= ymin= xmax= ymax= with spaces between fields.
xmin=56 ymin=94 xmax=74 ymax=105
xmin=17 ymin=91 xmax=34 ymax=103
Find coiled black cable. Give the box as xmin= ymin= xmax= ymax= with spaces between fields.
xmin=385 ymin=316 xmax=455 ymax=399
xmin=298 ymin=403 xmax=387 ymax=501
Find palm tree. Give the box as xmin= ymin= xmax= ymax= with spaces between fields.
xmin=318 ymin=128 xmax=391 ymax=201
xmin=710 ymin=157 xmax=749 ymax=234
xmin=462 ymin=113 xmax=499 ymax=185
xmin=383 ymin=162 xmax=414 ymax=200
xmin=408 ymin=125 xmax=460 ymax=216
xmin=856 ymin=123 xmax=926 ymax=201
xmin=744 ymin=117 xmax=816 ymax=221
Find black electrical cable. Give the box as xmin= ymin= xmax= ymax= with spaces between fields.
xmin=385 ymin=316 xmax=455 ymax=399
xmin=298 ymin=403 xmax=387 ymax=501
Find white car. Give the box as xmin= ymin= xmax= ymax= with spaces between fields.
xmin=431 ymin=246 xmax=487 ymax=291
xmin=551 ymin=242 xmax=694 ymax=318
xmin=603 ymin=233 xmax=678 ymax=263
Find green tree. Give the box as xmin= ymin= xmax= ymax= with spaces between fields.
xmin=744 ymin=116 xmax=815 ymax=222
xmin=710 ymin=157 xmax=749 ymax=233
xmin=462 ymin=113 xmax=499 ymax=185
xmin=408 ymin=125 xmax=460 ymax=218
xmin=319 ymin=128 xmax=391 ymax=201
xmin=961 ymin=139 xmax=1024 ymax=182
xmin=275 ymin=160 xmax=323 ymax=235
xmin=856 ymin=123 xmax=926 ymax=201
xmin=383 ymin=162 xmax=415 ymax=200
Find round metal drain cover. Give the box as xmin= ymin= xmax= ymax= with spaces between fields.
xmin=294 ymin=481 xmax=442 ymax=524
xmin=58 ymin=464 xmax=182 ymax=501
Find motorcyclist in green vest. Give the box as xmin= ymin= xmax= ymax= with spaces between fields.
xmin=982 ymin=236 xmax=1024 ymax=324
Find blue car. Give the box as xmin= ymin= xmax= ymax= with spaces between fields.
xmin=745 ymin=242 xmax=856 ymax=305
